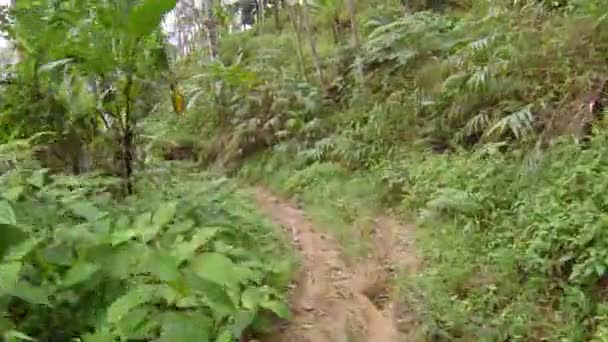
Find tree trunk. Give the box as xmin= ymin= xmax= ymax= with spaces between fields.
xmin=273 ymin=0 xmax=281 ymax=31
xmin=203 ymin=0 xmax=220 ymax=60
xmin=301 ymin=1 xmax=324 ymax=87
xmin=346 ymin=0 xmax=364 ymax=85
xmin=258 ymin=0 xmax=264 ymax=26
xmin=121 ymin=73 xmax=135 ymax=195
xmin=331 ymin=20 xmax=339 ymax=44
xmin=287 ymin=5 xmax=306 ymax=79
xmin=8 ymin=0 xmax=20 ymax=64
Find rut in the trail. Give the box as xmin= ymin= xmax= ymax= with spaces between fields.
xmin=253 ymin=187 xmax=421 ymax=342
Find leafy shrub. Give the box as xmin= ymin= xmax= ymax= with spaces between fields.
xmin=176 ymin=57 xmax=327 ymax=169
xmin=0 ymin=146 xmax=293 ymax=341
xmin=392 ymin=133 xmax=608 ymax=340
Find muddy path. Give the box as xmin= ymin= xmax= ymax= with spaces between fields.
xmin=253 ymin=187 xmax=421 ymax=342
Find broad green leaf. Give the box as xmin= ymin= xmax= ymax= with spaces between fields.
xmin=56 ymin=224 xmax=104 ymax=248
xmin=175 ymin=296 xmax=199 ymax=309
xmin=0 ymin=315 xmax=14 ymax=332
xmin=99 ymin=244 xmax=149 ymax=279
xmin=269 ymin=259 xmax=293 ymax=288
xmin=172 ymin=227 xmax=220 ymax=264
xmin=184 ymin=275 xmax=235 ymax=316
xmin=82 ymin=328 xmax=114 ymax=342
xmin=165 ymin=219 xmax=195 ymax=236
xmin=69 ymin=202 xmax=105 ymax=221
xmin=128 ymin=0 xmax=177 ymax=37
xmin=107 ymin=285 xmax=157 ymax=324
xmin=0 ymin=227 xmax=27 ymax=260
xmin=147 ymin=250 xmax=180 ymax=283
xmin=42 ymin=245 xmax=74 ymax=266
xmin=12 ymin=282 xmax=49 ymax=305
xmin=111 ymin=229 xmax=138 ymax=246
xmin=232 ymin=310 xmax=256 ymax=338
xmin=152 ymin=202 xmax=177 ymax=228
xmin=0 ymin=200 xmax=17 ymax=226
xmin=191 ymin=253 xmax=238 ymax=287
xmin=114 ymin=215 xmax=131 ymax=231
xmin=4 ymin=238 xmax=42 ymax=261
xmin=159 ymin=312 xmax=211 ymax=342
xmin=241 ymin=287 xmax=261 ymax=310
xmin=3 ymin=330 xmax=36 ymax=341
xmin=115 ymin=307 xmax=155 ymax=340
xmin=0 ymin=262 xmax=21 ymax=294
xmin=155 ymin=284 xmax=182 ymax=305
xmin=62 ymin=261 xmax=100 ymax=287
xmin=27 ymin=169 xmax=47 ymax=188
xmin=135 ymin=212 xmax=153 ymax=230
xmin=134 ymin=212 xmax=159 ymax=242
xmin=260 ymin=300 xmax=290 ymax=319
xmin=2 ymin=186 xmax=24 ymax=202
xmin=226 ymin=285 xmax=242 ymax=309
xmin=215 ymin=329 xmax=233 ymax=342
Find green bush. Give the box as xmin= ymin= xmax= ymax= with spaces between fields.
xmin=393 ymin=133 xmax=608 ymax=340
xmin=0 ymin=148 xmax=293 ymax=341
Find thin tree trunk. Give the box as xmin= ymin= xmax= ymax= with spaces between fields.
xmin=8 ymin=0 xmax=20 ymax=64
xmin=301 ymin=1 xmax=324 ymax=87
xmin=122 ymin=73 xmax=135 ymax=195
xmin=257 ymin=0 xmax=264 ymax=29
xmin=254 ymin=0 xmax=262 ymax=34
xmin=287 ymin=5 xmax=306 ymax=79
xmin=178 ymin=30 xmax=184 ymax=57
xmin=273 ymin=0 xmax=281 ymax=31
xmin=203 ymin=0 xmax=220 ymax=60
xmin=331 ymin=21 xmax=339 ymax=44
xmin=346 ymin=0 xmax=364 ymax=85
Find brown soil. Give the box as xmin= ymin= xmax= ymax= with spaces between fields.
xmin=253 ymin=187 xmax=421 ymax=342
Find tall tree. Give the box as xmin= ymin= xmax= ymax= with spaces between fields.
xmin=287 ymin=3 xmax=306 ymax=78
xmin=273 ymin=0 xmax=281 ymax=31
xmin=5 ymin=0 xmax=177 ymax=193
xmin=301 ymin=0 xmax=324 ymax=87
xmin=310 ymin=0 xmax=344 ymax=45
xmin=346 ymin=0 xmax=364 ymax=84
xmin=203 ymin=0 xmax=220 ymax=59
xmin=7 ymin=0 xmax=19 ymax=64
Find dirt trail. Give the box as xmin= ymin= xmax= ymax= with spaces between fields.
xmin=253 ymin=187 xmax=420 ymax=342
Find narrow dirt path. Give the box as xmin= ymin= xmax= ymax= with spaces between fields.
xmin=253 ymin=187 xmax=420 ymax=342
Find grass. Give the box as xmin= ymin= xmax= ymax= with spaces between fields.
xmin=154 ymin=1 xmax=608 ymax=340
xmin=236 ymin=131 xmax=608 ymax=340
xmin=390 ymin=135 xmax=608 ymax=341
xmin=239 ymin=151 xmax=385 ymax=261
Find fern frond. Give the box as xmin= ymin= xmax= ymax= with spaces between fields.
xmin=464 ymin=111 xmax=493 ymax=136
xmin=485 ymin=105 xmax=534 ymax=140
xmin=466 ymin=66 xmax=490 ymax=91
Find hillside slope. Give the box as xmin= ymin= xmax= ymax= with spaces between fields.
xmin=165 ymin=0 xmax=608 ymax=340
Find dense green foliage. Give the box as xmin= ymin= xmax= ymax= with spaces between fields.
xmin=4 ymin=0 xmax=608 ymax=340
xmin=398 ymin=135 xmax=608 ymax=340
xmin=0 ymin=1 xmax=295 ymax=341
xmin=166 ymin=0 xmax=608 ymax=340
xmin=0 ymin=138 xmax=292 ymax=341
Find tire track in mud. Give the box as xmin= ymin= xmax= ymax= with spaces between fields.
xmin=253 ymin=187 xmax=420 ymax=342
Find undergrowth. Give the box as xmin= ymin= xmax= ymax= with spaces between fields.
xmin=217 ymin=3 xmax=608 ymax=338
xmin=236 ymin=130 xmax=608 ymax=340
xmin=0 ymin=140 xmax=294 ymax=341
xmin=395 ymin=133 xmax=608 ymax=341
xmin=0 ymin=0 xmax=592 ymax=339
xmin=239 ymin=148 xmax=384 ymax=261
